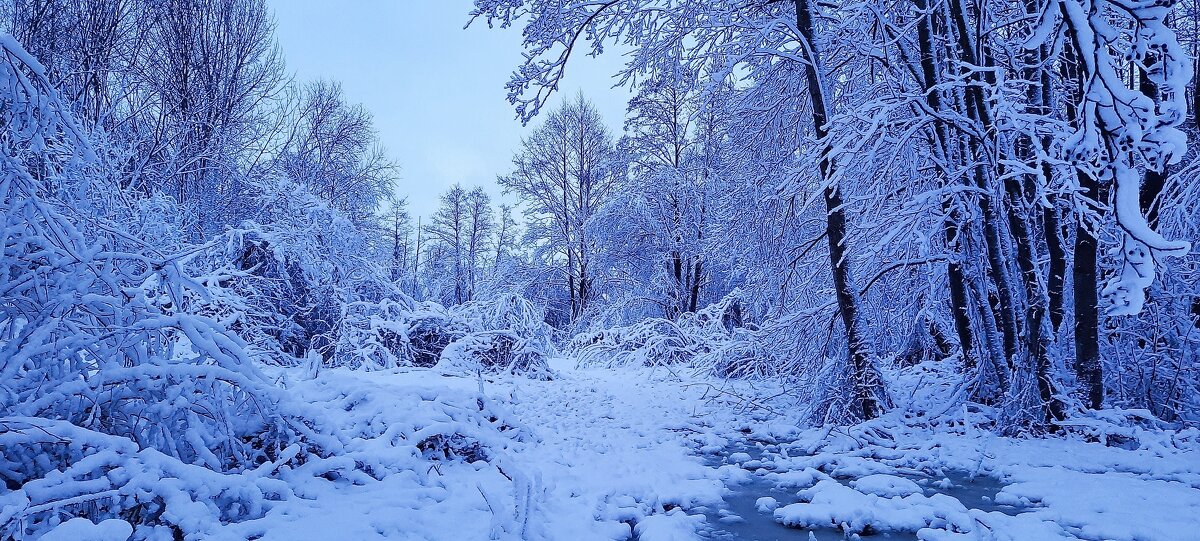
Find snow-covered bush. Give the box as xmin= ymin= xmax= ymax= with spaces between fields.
xmin=438 ymin=330 xmax=554 ymax=380
xmin=294 ymin=290 xmax=558 ymax=378
xmin=197 ymin=176 xmax=390 ymax=364
xmin=573 ymin=318 xmax=702 ymax=368
xmin=200 ymin=178 xmax=563 ymax=376
xmin=203 ymin=228 xmax=335 ymax=361
xmin=0 ymin=36 xmax=313 ymax=538
xmin=706 ymin=331 xmax=785 ymax=379
xmin=401 ymin=309 xmax=473 ymax=367
xmin=571 ymin=290 xmax=747 ymax=372
xmin=0 ymin=419 xmax=298 ymax=539
xmin=335 ymin=297 xmax=420 ymax=369
xmin=436 ymin=295 xmax=556 ymax=379
xmin=333 ymin=299 xmax=485 ymax=369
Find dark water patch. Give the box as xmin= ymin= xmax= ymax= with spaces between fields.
xmin=697 ymin=443 xmax=1020 ymax=540
xmin=911 ymin=471 xmax=1022 ymax=515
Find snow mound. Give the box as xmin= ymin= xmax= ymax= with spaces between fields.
xmin=996 ymin=468 xmax=1200 ymax=541
xmin=775 ymin=479 xmax=971 ymax=534
xmin=633 ymin=508 xmax=706 ymax=541
xmin=727 ymin=452 xmax=753 ymax=464
xmin=39 ymin=518 xmax=133 ymax=541
xmin=773 ymin=478 xmax=1074 ymax=539
xmin=848 ymin=473 xmax=923 ymax=497
xmin=755 ymin=496 xmax=779 ymax=512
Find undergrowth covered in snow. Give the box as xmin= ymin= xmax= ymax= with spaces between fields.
xmin=0 ymin=37 xmax=551 ymax=539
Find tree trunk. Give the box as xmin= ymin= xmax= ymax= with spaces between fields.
xmin=947 ymin=0 xmax=1020 ymax=368
xmin=689 ymin=256 xmax=702 ymax=314
xmin=690 ymin=199 xmax=706 ymax=314
xmin=1044 ymin=201 xmax=1067 ymax=333
xmin=1062 ymin=32 xmax=1105 ymax=410
xmin=795 ymin=0 xmax=885 ymax=420
xmin=914 ymin=0 xmax=975 ymax=370
xmin=1038 ymin=51 xmax=1067 ymax=335
xmin=1074 ymin=172 xmax=1105 ymax=410
xmin=1012 ymin=26 xmax=1065 ymax=424
xmin=567 ymin=246 xmax=577 ymax=321
xmin=414 ymin=217 xmax=422 ymax=296
xmin=671 ymin=249 xmax=684 ymax=318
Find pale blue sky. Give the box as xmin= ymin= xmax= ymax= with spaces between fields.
xmin=268 ymin=1 xmax=632 ymax=217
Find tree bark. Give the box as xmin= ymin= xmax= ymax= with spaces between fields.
xmin=1045 ymin=202 xmax=1067 ymax=333
xmin=1074 ymin=173 xmax=1106 ymax=410
xmin=1013 ymin=17 xmax=1065 ymax=423
xmin=947 ymin=0 xmax=1020 ymax=368
xmin=1062 ymin=29 xmax=1105 ymax=410
xmin=795 ymin=0 xmax=884 ymax=420
xmin=914 ymin=0 xmax=976 ymax=370
xmin=689 ymin=256 xmax=702 ymax=314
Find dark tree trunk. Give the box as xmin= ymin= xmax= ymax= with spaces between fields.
xmin=1038 ymin=50 xmax=1068 ymax=335
xmin=671 ymin=249 xmax=684 ymax=318
xmin=914 ymin=0 xmax=976 ymax=370
xmin=567 ymin=248 xmax=578 ymax=321
xmin=795 ymin=0 xmax=885 ymax=420
xmin=1044 ymin=201 xmax=1067 ymax=333
xmin=1013 ymin=23 xmax=1065 ymax=424
xmin=947 ymin=0 xmax=1020 ymax=368
xmin=689 ymin=257 xmax=702 ymax=314
xmin=1061 ymin=32 xmax=1105 ymax=410
xmin=690 ymin=200 xmax=706 ymax=314
xmin=1074 ymin=171 xmax=1106 ymax=410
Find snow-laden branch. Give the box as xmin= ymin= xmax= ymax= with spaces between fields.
xmin=1053 ymin=0 xmax=1192 ymax=315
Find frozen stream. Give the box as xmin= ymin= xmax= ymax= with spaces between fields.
xmin=697 ymin=444 xmax=1021 ymax=540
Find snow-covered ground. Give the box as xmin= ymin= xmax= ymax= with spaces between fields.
xmin=76 ymin=358 xmax=1196 ymax=541
xmin=233 ymin=358 xmax=773 ymax=540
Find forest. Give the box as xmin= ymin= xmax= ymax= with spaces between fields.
xmin=1 ymin=0 xmax=1198 ymax=539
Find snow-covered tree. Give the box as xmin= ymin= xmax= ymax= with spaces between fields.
xmin=277 ymin=79 xmax=398 ymax=224
xmin=499 ymin=94 xmax=617 ymax=323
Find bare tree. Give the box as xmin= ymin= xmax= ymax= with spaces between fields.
xmin=493 ymin=203 xmax=518 ymax=275
xmin=381 ymin=195 xmax=413 ymax=284
xmin=4 ymin=0 xmax=135 ymax=125
xmin=500 ymin=94 xmax=615 ymax=322
xmin=428 ymin=184 xmax=467 ymax=304
xmin=279 ymin=79 xmax=397 ymax=223
xmin=143 ymin=0 xmax=288 ymax=236
xmin=465 ymin=186 xmax=495 ymax=301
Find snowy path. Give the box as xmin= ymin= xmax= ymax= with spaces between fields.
xmin=492 ymin=359 xmax=759 ymax=540
xmin=231 ymin=361 xmax=1200 ymax=541
xmin=237 ymin=360 xmax=771 ymax=540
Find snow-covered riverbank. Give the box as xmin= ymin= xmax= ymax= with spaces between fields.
xmin=181 ymin=358 xmax=1200 ymax=541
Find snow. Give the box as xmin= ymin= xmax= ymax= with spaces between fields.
xmin=181 ymin=361 xmax=765 ymax=540
xmin=848 ymin=473 xmax=923 ymax=497
xmin=632 ymin=508 xmax=706 ymax=541
xmin=744 ymin=362 xmax=1200 ymax=540
xmin=230 ymin=361 xmax=1199 ymax=540
xmin=754 ymin=496 xmax=779 ymax=512
xmin=727 ymin=452 xmax=753 ymax=464
xmin=40 ymin=518 xmax=133 ymax=541
xmin=997 ymin=469 xmax=1200 ymax=540
xmin=774 ymin=479 xmax=972 ymax=534
xmin=8 ymin=358 xmax=1200 ymax=540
